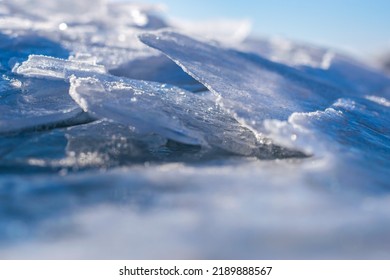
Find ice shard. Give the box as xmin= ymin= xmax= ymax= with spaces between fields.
xmin=0 ymin=55 xmax=104 ymax=135
xmin=109 ymin=55 xmax=207 ymax=92
xmin=15 ymin=55 xmax=106 ymax=80
xmin=139 ymin=31 xmax=344 ymax=125
xmin=0 ymin=76 xmax=89 ymax=135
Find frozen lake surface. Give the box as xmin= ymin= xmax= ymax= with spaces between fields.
xmin=0 ymin=0 xmax=389 ymax=259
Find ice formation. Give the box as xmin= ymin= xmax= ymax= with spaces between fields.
xmin=0 ymin=0 xmax=389 ymax=259
xmin=139 ymin=31 xmax=343 ymax=122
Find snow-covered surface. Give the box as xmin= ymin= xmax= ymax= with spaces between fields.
xmin=0 ymin=0 xmax=389 ymax=259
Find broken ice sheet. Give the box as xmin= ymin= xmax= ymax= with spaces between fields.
xmin=0 ymin=54 xmax=98 ymax=135
xmin=71 ymin=76 xmax=305 ymax=158
xmin=139 ymin=31 xmax=344 ymax=125
xmin=15 ymin=55 xmax=106 ymax=80
xmin=69 ymin=76 xmax=256 ymax=156
xmin=0 ymin=119 xmax=205 ymax=173
xmin=64 ymin=120 xmax=232 ymax=168
xmin=15 ymin=55 xmax=304 ymax=158
xmin=0 ymin=76 xmax=89 ymax=135
xmin=64 ymin=121 xmax=166 ymax=169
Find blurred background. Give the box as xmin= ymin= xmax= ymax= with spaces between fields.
xmin=139 ymin=0 xmax=390 ymax=63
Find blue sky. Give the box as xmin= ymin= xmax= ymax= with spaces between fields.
xmin=142 ymin=0 xmax=390 ymax=58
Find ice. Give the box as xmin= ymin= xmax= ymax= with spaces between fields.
xmin=137 ymin=30 xmax=390 ymax=192
xmin=0 ymin=76 xmax=89 ymax=135
xmin=139 ymin=31 xmax=343 ymax=125
xmin=64 ymin=121 xmax=168 ymax=169
xmin=0 ymin=38 xmax=89 ymax=135
xmin=109 ymin=55 xmax=207 ymax=92
xmin=64 ymin=120 xmax=258 ymax=169
xmin=15 ymin=55 xmax=303 ymax=158
xmin=70 ymin=76 xmax=204 ymax=146
xmin=69 ymin=76 xmax=294 ymax=157
xmin=0 ymin=119 xmax=200 ymax=173
xmin=0 ymin=128 xmax=68 ymax=173
xmin=1 ymin=0 xmax=390 ymax=260
xmin=0 ymin=38 xmax=92 ymax=135
xmin=15 ymin=55 xmax=106 ymax=80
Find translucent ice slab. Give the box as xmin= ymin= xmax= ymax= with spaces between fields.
xmin=139 ymin=31 xmax=343 ymax=126
xmin=15 ymin=55 xmax=106 ymax=80
xmin=0 ymin=76 xmax=89 ymax=135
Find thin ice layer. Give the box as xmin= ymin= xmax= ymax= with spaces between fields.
xmin=1 ymin=55 xmax=100 ymax=135
xmin=15 ymin=55 xmax=106 ymax=80
xmin=109 ymin=55 xmax=207 ymax=92
xmin=0 ymin=119 xmax=223 ymax=173
xmin=69 ymin=76 xmax=261 ymax=156
xmin=0 ymin=76 xmax=89 ymax=135
xmin=139 ymin=31 xmax=343 ymax=125
xmin=64 ymin=120 xmax=243 ymax=168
